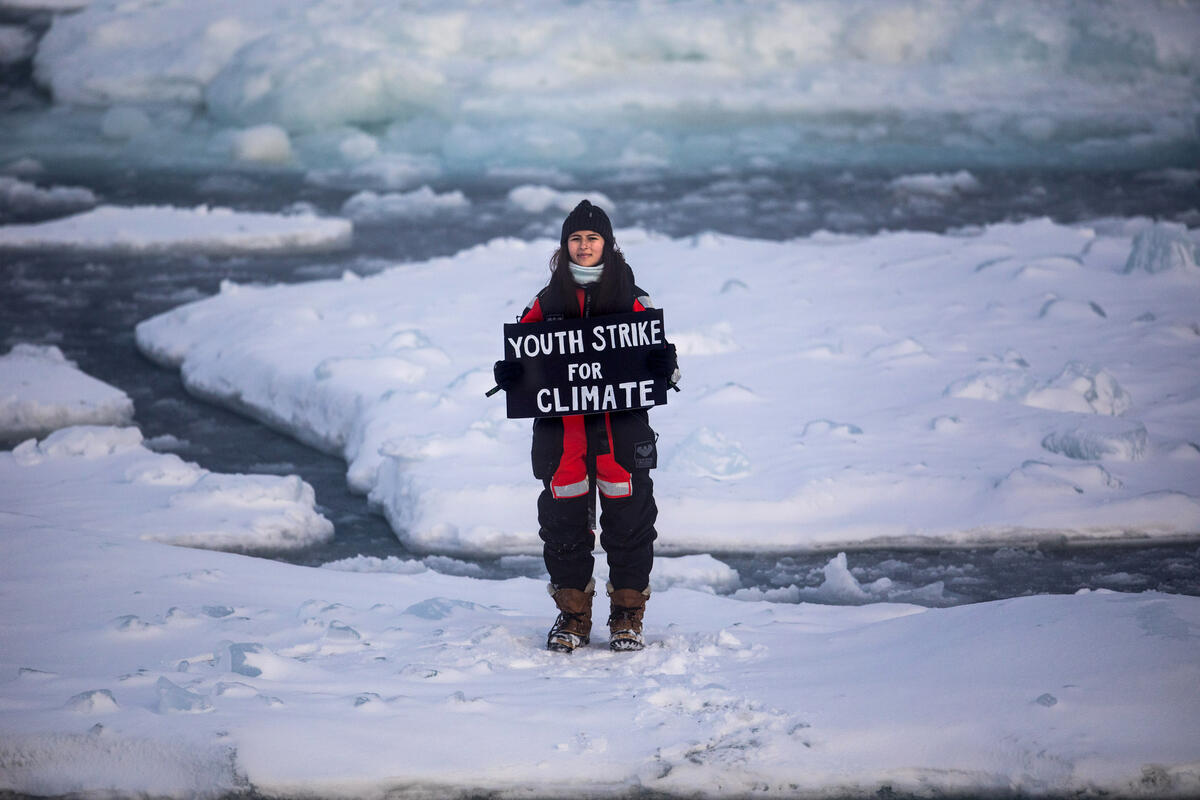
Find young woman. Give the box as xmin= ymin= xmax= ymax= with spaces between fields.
xmin=494 ymin=199 xmax=678 ymax=653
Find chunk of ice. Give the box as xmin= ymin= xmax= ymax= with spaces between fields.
xmin=0 ymin=176 xmax=96 ymax=217
xmin=402 ymin=598 xmax=484 ymax=620
xmin=65 ymin=689 xmax=119 ymax=714
xmin=1123 ymin=223 xmax=1198 ymax=275
xmin=1024 ymin=363 xmax=1132 ymax=416
xmin=155 ymin=677 xmax=212 ymax=714
xmin=507 ymin=185 xmax=613 ymax=214
xmin=230 ymin=125 xmax=292 ymax=164
xmin=1042 ymin=423 xmax=1148 ymax=461
xmin=228 ymin=643 xmax=265 ymax=678
xmin=341 ymin=186 xmax=469 ymax=222
xmin=668 ymin=427 xmax=750 ymax=480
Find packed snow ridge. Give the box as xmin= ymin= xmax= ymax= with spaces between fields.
xmin=136 ymin=217 xmax=1200 ymax=556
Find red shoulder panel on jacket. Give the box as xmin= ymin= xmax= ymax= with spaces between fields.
xmin=520 ymin=298 xmax=544 ymax=323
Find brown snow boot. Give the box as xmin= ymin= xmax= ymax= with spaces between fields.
xmin=607 ymin=583 xmax=650 ymax=652
xmin=546 ymin=579 xmax=594 ymax=653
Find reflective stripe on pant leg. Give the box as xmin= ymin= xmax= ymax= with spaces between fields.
xmin=551 ymin=414 xmax=589 ymax=499
xmin=596 ymin=413 xmax=632 ymax=498
xmin=552 ymin=477 xmax=590 ymax=499
xmin=595 ymin=464 xmax=630 ymax=498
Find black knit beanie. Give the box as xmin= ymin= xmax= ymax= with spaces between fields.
xmin=560 ymin=199 xmax=614 ymax=248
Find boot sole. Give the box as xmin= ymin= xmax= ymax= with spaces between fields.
xmin=609 ymin=634 xmax=644 ymax=652
xmin=547 ymin=633 xmax=589 ymax=653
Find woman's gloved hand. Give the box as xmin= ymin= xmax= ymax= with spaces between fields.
xmin=493 ymin=359 xmax=524 ymax=391
xmin=645 ymin=343 xmax=677 ymax=378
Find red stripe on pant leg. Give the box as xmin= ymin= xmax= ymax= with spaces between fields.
xmin=596 ymin=414 xmax=632 ymax=498
xmin=551 ymin=414 xmax=589 ymax=498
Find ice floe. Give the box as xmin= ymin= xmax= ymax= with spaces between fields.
xmin=341 ymin=186 xmax=470 ymax=223
xmin=508 ymin=185 xmax=615 ymax=214
xmin=0 ymin=344 xmax=133 ymax=440
xmin=2 ymin=425 xmax=332 ymax=551
xmin=135 ymin=218 xmax=1200 ymax=554
xmin=0 ymin=205 xmax=351 ymax=253
xmin=0 ymin=175 xmax=96 ymax=221
xmin=887 ymin=170 xmax=983 ymax=198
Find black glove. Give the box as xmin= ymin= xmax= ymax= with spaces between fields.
xmin=493 ymin=359 xmax=524 ymax=391
xmin=645 ymin=343 xmax=677 ymax=378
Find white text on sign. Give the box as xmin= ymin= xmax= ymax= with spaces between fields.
xmin=536 ymin=380 xmax=656 ymax=414
xmin=506 ymin=318 xmax=663 ymax=358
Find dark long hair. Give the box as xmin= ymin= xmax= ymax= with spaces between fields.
xmin=547 ymin=240 xmax=635 ymax=318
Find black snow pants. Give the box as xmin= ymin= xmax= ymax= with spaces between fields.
xmin=535 ymin=413 xmax=658 ymax=592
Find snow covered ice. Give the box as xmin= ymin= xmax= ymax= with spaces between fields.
xmin=137 ymin=218 xmax=1200 ymax=556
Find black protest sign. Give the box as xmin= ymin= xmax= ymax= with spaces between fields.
xmin=502 ymin=310 xmax=669 ymax=419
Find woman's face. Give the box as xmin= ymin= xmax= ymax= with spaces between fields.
xmin=567 ymin=230 xmax=605 ymax=267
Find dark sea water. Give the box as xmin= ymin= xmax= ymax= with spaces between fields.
xmin=3 ymin=164 xmax=1199 ymax=606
